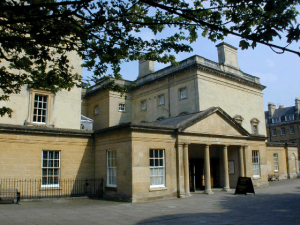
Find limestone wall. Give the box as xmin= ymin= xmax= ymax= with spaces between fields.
xmin=0 ymin=130 xmax=94 ymax=180
xmin=94 ymin=129 xmax=133 ymax=201
xmin=197 ymin=70 xmax=266 ymax=136
xmin=1 ymin=50 xmax=82 ymax=130
xmin=131 ymin=131 xmax=177 ymax=203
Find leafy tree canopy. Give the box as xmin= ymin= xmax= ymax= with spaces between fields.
xmin=1 ymin=0 xmax=300 ymax=117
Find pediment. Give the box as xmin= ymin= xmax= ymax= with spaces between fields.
xmin=181 ymin=111 xmax=248 ymax=137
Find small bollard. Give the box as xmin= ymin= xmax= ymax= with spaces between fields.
xmin=17 ymin=192 xmax=20 ymax=205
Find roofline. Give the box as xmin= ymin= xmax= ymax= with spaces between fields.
xmin=133 ymin=60 xmax=265 ymax=91
xmin=0 ymin=124 xmax=93 ymax=137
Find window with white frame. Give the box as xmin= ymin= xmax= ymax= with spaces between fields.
xmin=253 ymin=125 xmax=258 ymax=135
xmin=42 ymin=151 xmax=60 ymax=187
xmin=94 ymin=105 xmax=99 ymax=115
xmin=272 ymin=129 xmax=277 ymax=136
xmin=252 ymin=150 xmax=260 ymax=177
xmin=150 ymin=149 xmax=165 ymax=188
xmin=158 ymin=95 xmax=165 ymax=105
xmin=281 ymin=127 xmax=285 ymax=135
xmin=290 ymin=126 xmax=295 ymax=134
xmin=273 ymin=153 xmax=279 ymax=172
xmin=179 ymin=88 xmax=187 ymax=99
xmin=33 ymin=95 xmax=48 ymax=124
xmin=119 ymin=103 xmax=125 ymax=112
xmin=290 ymin=115 xmax=294 ymax=121
xmin=141 ymin=100 xmax=147 ymax=110
xmin=107 ymin=150 xmax=117 ymax=186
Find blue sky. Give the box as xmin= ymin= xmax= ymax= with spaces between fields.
xmin=82 ymin=6 xmax=300 ymax=111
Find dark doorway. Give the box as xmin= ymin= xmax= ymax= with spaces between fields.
xmin=189 ymin=158 xmax=220 ymax=192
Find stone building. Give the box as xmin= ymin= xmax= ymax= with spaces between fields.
xmin=0 ymin=43 xmax=298 ymax=202
xmin=265 ymin=99 xmax=300 ymax=160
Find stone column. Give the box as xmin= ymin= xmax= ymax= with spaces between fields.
xmin=177 ymin=144 xmax=185 ymax=197
xmin=239 ymin=146 xmax=245 ymax=177
xmin=183 ymin=144 xmax=190 ymax=196
xmin=222 ymin=145 xmax=230 ymax=192
xmin=204 ymin=144 xmax=213 ymax=194
xmin=243 ymin=146 xmax=248 ymax=177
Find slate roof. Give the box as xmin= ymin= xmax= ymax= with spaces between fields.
xmin=265 ymin=106 xmax=295 ymax=119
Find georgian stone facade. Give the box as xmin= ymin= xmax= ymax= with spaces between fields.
xmin=0 ymin=42 xmax=298 ymax=202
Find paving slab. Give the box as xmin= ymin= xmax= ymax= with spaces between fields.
xmin=1 ymin=178 xmax=300 ymax=224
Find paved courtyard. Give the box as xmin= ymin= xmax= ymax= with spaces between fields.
xmin=1 ymin=178 xmax=300 ymax=225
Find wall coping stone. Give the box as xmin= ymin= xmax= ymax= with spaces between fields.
xmin=0 ymin=123 xmax=93 ymax=137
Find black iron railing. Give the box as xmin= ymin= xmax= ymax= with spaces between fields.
xmin=0 ymin=178 xmax=104 ymax=199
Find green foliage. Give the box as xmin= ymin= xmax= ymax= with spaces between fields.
xmin=1 ymin=0 xmax=300 ymax=117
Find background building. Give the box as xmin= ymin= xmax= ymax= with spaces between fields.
xmin=265 ymin=98 xmax=300 ymax=159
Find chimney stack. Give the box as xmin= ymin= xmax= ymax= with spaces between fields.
xmin=216 ymin=42 xmax=239 ymax=69
xmin=138 ymin=60 xmax=154 ymax=78
xmin=268 ymin=102 xmax=276 ymax=117
xmin=295 ymin=98 xmax=300 ymax=119
xmin=279 ymin=105 xmax=285 ymax=109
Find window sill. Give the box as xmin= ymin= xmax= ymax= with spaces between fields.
xmin=24 ymin=122 xmax=54 ymax=128
xmin=105 ymin=186 xmax=117 ymax=191
xmin=39 ymin=187 xmax=62 ymax=191
xmin=149 ymin=187 xmax=167 ymax=192
xmin=179 ymin=97 xmax=187 ymax=101
xmin=252 ymin=176 xmax=261 ymax=180
xmin=118 ymin=111 xmax=126 ymax=113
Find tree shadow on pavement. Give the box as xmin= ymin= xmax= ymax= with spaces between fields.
xmin=136 ymin=192 xmax=300 ymax=225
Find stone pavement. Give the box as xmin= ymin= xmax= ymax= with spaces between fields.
xmin=1 ymin=178 xmax=300 ymax=225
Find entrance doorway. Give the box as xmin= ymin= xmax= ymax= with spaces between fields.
xmin=189 ymin=158 xmax=220 ymax=192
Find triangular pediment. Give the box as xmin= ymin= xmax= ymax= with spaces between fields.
xmin=180 ymin=109 xmax=249 ymax=137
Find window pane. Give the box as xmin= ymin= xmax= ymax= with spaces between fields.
xmin=42 ymin=151 xmax=60 ymax=186
xmin=149 ymin=150 xmax=165 ymax=187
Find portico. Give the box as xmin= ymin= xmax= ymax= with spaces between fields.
xmin=177 ymin=142 xmax=248 ymax=196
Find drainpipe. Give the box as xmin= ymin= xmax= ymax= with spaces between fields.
xmin=168 ymin=77 xmax=171 ymax=118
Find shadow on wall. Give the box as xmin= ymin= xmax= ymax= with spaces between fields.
xmin=71 ymin=139 xmax=104 ymax=198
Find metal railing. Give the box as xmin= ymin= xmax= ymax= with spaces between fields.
xmin=0 ymin=178 xmax=104 ymax=199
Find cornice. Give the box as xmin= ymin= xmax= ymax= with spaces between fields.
xmin=133 ymin=61 xmax=265 ymax=91
xmin=0 ymin=123 xmax=93 ymax=137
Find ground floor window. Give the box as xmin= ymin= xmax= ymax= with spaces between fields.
xmin=150 ymin=149 xmax=165 ymax=187
xmin=252 ymin=150 xmax=260 ymax=177
xmin=107 ymin=150 xmax=117 ymax=186
xmin=274 ymin=153 xmax=279 ymax=172
xmin=42 ymin=151 xmax=60 ymax=187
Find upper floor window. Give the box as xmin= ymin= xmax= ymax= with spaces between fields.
xmin=253 ymin=125 xmax=258 ymax=135
xmin=33 ymin=95 xmax=48 ymax=124
xmin=119 ymin=103 xmax=125 ymax=112
xmin=158 ymin=95 xmax=165 ymax=105
xmin=141 ymin=100 xmax=147 ymax=110
xmin=272 ymin=117 xmax=281 ymax=123
xmin=250 ymin=118 xmax=259 ymax=135
xmin=42 ymin=151 xmax=60 ymax=187
xmin=179 ymin=88 xmax=187 ymax=99
xmin=281 ymin=127 xmax=285 ymax=135
xmin=290 ymin=126 xmax=295 ymax=134
xmin=272 ymin=129 xmax=277 ymax=136
xmin=290 ymin=115 xmax=294 ymax=121
xmin=94 ymin=105 xmax=99 ymax=115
